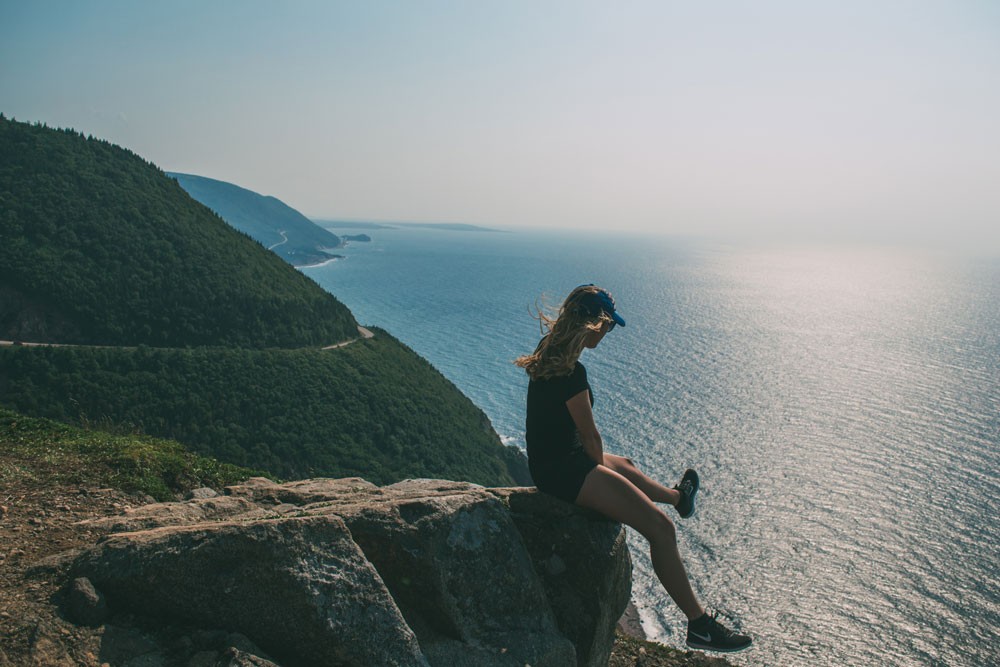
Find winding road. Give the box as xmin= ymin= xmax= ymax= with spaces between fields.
xmin=267 ymin=230 xmax=288 ymax=251
xmin=0 ymin=326 xmax=375 ymax=351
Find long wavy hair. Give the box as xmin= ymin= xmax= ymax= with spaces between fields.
xmin=515 ymin=284 xmax=615 ymax=380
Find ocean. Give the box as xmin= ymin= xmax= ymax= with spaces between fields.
xmin=301 ymin=226 xmax=999 ymax=666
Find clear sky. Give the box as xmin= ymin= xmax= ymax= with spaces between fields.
xmin=3 ymin=1 xmax=999 ymax=247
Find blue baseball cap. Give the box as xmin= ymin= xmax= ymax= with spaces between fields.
xmin=577 ymin=284 xmax=626 ymax=328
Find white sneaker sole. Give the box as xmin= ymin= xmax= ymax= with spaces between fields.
xmin=685 ymin=639 xmax=753 ymax=653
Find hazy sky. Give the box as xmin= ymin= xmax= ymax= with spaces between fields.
xmin=3 ymin=1 xmax=999 ymax=246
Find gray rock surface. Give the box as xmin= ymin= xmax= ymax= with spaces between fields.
xmin=94 ymin=624 xmax=161 ymax=666
xmin=490 ymin=487 xmax=633 ymax=667
xmin=65 ymin=477 xmax=631 ymax=667
xmin=65 ymin=576 xmax=108 ymax=626
xmin=319 ymin=479 xmax=577 ymax=666
xmin=70 ymin=516 xmax=427 ymax=666
xmin=76 ymin=495 xmax=264 ymax=533
xmin=214 ymin=648 xmax=282 ymax=667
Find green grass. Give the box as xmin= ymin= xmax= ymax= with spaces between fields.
xmin=0 ymin=408 xmax=266 ymax=501
xmin=610 ymin=631 xmax=733 ymax=666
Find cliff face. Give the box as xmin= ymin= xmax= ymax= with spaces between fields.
xmin=43 ymin=478 xmax=631 ymax=667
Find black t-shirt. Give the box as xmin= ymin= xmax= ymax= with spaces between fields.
xmin=525 ymin=361 xmax=594 ymax=467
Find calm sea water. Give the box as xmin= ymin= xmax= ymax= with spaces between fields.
xmin=302 ymin=227 xmax=999 ymax=666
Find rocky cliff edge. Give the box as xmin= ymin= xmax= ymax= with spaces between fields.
xmin=27 ymin=477 xmax=632 ymax=667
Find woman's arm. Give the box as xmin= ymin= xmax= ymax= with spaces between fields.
xmin=566 ymin=389 xmax=604 ymax=464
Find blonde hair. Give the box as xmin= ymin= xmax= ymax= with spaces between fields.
xmin=515 ymin=285 xmax=614 ymax=380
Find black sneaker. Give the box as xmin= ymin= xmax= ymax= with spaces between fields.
xmin=686 ymin=612 xmax=752 ymax=653
xmin=674 ymin=468 xmax=699 ymax=519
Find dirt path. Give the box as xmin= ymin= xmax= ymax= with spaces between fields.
xmin=0 ymin=475 xmax=140 ymax=666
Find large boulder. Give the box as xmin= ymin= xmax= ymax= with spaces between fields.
xmin=70 ymin=515 xmax=427 ymax=667
xmin=489 ymin=487 xmax=633 ymax=667
xmin=64 ymin=477 xmax=631 ymax=667
xmin=312 ymin=479 xmax=576 ymax=666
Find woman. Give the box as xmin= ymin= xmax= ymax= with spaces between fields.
xmin=515 ymin=284 xmax=752 ymax=653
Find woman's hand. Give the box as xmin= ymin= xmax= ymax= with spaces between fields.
xmin=566 ymin=389 xmax=604 ymax=464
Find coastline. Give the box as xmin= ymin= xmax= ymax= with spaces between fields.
xmin=295 ymin=256 xmax=340 ymax=270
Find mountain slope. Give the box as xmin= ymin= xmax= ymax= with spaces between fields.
xmin=0 ymin=116 xmax=529 ymax=486
xmin=0 ymin=117 xmax=356 ymax=347
xmin=169 ymin=172 xmax=342 ymax=267
xmin=0 ymin=331 xmax=526 ymax=485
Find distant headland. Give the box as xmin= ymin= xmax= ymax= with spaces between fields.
xmin=168 ymin=172 xmax=345 ymax=268
xmin=317 ymin=219 xmax=507 ymax=233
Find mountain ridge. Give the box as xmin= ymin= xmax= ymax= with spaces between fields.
xmin=0 ymin=117 xmax=356 ymax=348
xmin=169 ymin=172 xmax=344 ymax=267
xmin=0 ymin=115 xmax=529 ymax=487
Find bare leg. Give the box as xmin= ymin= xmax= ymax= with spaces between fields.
xmin=604 ymin=454 xmax=680 ymax=506
xmin=575 ymin=465 xmax=705 ymax=620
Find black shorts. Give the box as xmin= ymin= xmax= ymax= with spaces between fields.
xmin=528 ymin=447 xmax=599 ymax=504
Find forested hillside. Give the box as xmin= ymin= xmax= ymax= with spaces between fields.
xmin=0 ymin=116 xmax=356 ymax=347
xmin=0 ymin=116 xmax=529 ymax=487
xmin=0 ymin=330 xmax=526 ymax=485
xmin=169 ymin=172 xmax=343 ymax=267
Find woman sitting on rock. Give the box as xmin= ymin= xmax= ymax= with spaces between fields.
xmin=515 ymin=284 xmax=752 ymax=654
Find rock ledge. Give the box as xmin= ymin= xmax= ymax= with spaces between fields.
xmin=64 ymin=477 xmax=632 ymax=667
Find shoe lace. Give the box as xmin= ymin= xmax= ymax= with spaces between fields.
xmin=705 ymin=612 xmax=736 ymax=639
